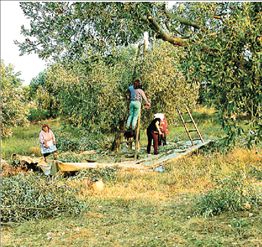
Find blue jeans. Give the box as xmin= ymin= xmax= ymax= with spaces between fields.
xmin=126 ymin=101 xmax=141 ymax=130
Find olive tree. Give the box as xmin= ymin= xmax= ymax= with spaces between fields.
xmin=183 ymin=3 xmax=262 ymax=145
xmin=29 ymin=71 xmax=59 ymax=119
xmin=16 ymin=2 xmax=261 ymax=145
xmin=1 ymin=61 xmax=29 ymax=136
xmin=141 ymin=42 xmax=199 ymax=123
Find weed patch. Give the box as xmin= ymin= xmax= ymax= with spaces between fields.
xmin=56 ymin=130 xmax=110 ymax=152
xmin=194 ymin=172 xmax=261 ymax=217
xmin=73 ymin=167 xmax=118 ymax=183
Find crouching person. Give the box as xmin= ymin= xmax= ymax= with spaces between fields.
xmin=147 ymin=117 xmax=163 ymax=155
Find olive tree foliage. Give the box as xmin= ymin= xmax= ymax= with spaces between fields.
xmin=0 ymin=61 xmax=29 ymax=137
xmin=182 ymin=3 xmax=262 ymax=145
xmin=45 ymin=43 xmax=196 ymax=135
xmin=141 ymin=42 xmax=199 ymax=123
xmin=16 ymin=2 xmax=210 ymax=62
xmin=29 ymin=71 xmax=59 ymax=118
xmin=16 ymin=2 xmax=160 ymax=61
xmin=16 ymin=2 xmax=261 ymax=144
xmin=45 ymin=48 xmax=137 ymax=132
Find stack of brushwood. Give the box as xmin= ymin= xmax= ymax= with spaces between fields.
xmin=1 ymin=173 xmax=87 ymax=222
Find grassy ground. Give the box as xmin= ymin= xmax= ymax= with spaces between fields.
xmin=1 ymin=108 xmax=262 ymax=247
xmin=2 ymin=149 xmax=262 ymax=246
xmin=1 ymin=106 xmax=224 ymax=161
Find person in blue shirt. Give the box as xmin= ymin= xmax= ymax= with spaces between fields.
xmin=126 ymin=79 xmax=150 ymax=131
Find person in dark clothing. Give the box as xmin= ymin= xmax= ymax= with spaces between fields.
xmin=154 ymin=113 xmax=168 ymax=146
xmin=147 ymin=118 xmax=163 ymax=155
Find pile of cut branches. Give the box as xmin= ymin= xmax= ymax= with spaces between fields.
xmin=1 ymin=174 xmax=87 ymax=222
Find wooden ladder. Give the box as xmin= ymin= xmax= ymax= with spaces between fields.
xmin=176 ymin=105 xmax=204 ymax=146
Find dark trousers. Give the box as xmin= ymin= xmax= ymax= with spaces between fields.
xmin=147 ymin=129 xmax=159 ymax=155
xmin=158 ymin=134 xmax=167 ymax=146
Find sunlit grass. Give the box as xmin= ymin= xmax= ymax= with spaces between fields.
xmin=2 ymin=107 xmax=262 ymax=246
xmin=2 ymin=146 xmax=262 ymax=246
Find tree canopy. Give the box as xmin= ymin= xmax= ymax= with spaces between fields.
xmin=1 ymin=61 xmax=29 ymax=136
xmin=16 ymin=2 xmax=262 ymax=145
xmin=16 ymin=2 xmax=224 ymax=61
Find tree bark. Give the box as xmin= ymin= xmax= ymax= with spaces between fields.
xmin=146 ymin=15 xmax=219 ymax=54
xmin=111 ymin=120 xmax=125 ymax=152
xmin=147 ymin=15 xmax=187 ymax=47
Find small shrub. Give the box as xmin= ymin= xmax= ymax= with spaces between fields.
xmin=194 ymin=172 xmax=261 ymax=217
xmin=1 ymin=174 xmax=87 ymax=222
xmin=248 ymin=166 xmax=262 ymax=181
xmin=73 ymin=167 xmax=118 ymax=183
xmin=28 ymin=108 xmax=49 ymax=122
xmin=56 ymin=131 xmax=110 ymax=152
xmin=29 ymin=146 xmax=41 ymax=156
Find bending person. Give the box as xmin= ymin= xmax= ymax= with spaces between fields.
xmin=154 ymin=113 xmax=168 ymax=146
xmin=147 ymin=117 xmax=163 ymax=155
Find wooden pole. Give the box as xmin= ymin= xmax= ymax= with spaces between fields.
xmin=134 ymin=32 xmax=148 ymax=160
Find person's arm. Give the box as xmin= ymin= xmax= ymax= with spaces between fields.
xmin=125 ymin=89 xmax=131 ymax=110
xmin=139 ymin=89 xmax=150 ymax=106
xmin=126 ymin=89 xmax=131 ymax=101
xmin=39 ymin=131 xmax=48 ymax=147
xmin=39 ymin=131 xmax=44 ymax=144
xmin=155 ymin=120 xmax=163 ymax=135
xmin=50 ymin=130 xmax=56 ymax=145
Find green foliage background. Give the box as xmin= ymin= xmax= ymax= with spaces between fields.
xmin=1 ymin=61 xmax=29 ymax=137
xmin=2 ymin=2 xmax=261 ymax=145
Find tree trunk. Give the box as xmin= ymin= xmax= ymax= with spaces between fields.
xmin=49 ymin=99 xmax=53 ymax=118
xmin=111 ymin=120 xmax=125 ymax=152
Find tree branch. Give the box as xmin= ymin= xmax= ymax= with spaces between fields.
xmin=164 ymin=8 xmax=201 ymax=29
xmin=147 ymin=15 xmax=187 ymax=46
xmin=146 ymin=15 xmax=218 ymax=55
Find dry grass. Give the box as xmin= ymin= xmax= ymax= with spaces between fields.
xmin=2 ymin=147 xmax=262 ymax=247
xmin=195 ymin=106 xmax=217 ymax=115
xmin=226 ymin=147 xmax=261 ymax=164
xmin=67 ymin=147 xmax=261 ymax=204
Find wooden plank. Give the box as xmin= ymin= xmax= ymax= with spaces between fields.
xmin=56 ymin=140 xmax=212 ymax=172
xmin=143 ymin=140 xmax=211 ymax=168
xmin=56 ymin=160 xmax=148 ymax=172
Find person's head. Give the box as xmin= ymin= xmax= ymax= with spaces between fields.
xmin=154 ymin=113 xmax=164 ymax=121
xmin=133 ymin=79 xmax=142 ymax=89
xmin=42 ymin=124 xmax=50 ymax=132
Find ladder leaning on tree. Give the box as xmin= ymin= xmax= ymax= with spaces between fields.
xmin=176 ymin=105 xmax=204 ymax=146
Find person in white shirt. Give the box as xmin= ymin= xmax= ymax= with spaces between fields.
xmin=39 ymin=124 xmax=57 ymax=162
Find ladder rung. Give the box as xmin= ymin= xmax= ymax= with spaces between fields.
xmin=177 ymin=106 xmax=204 ymax=144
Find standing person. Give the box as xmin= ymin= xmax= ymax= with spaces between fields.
xmin=126 ymin=79 xmax=150 ymax=131
xmin=39 ymin=124 xmax=58 ymax=162
xmin=147 ymin=117 xmax=163 ymax=155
